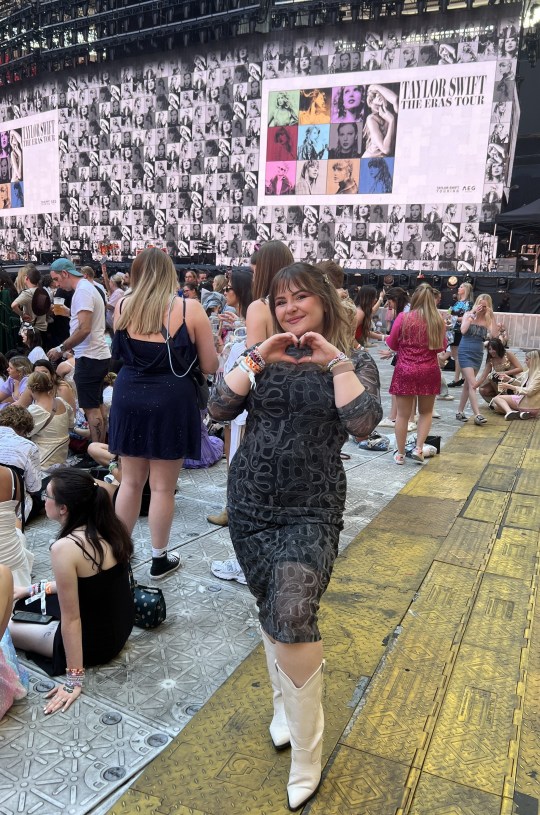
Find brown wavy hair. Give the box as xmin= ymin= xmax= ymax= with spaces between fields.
xmin=269 ymin=263 xmax=352 ymax=354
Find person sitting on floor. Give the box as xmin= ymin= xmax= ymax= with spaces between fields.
xmin=10 ymin=468 xmax=134 ymax=714
xmin=0 ymin=464 xmax=34 ymax=586
xmin=0 ymin=357 xmax=32 ymax=410
xmin=26 ymin=372 xmax=74 ymax=474
xmin=0 ymin=565 xmax=28 ymax=719
xmin=0 ymin=406 xmax=42 ymax=522
xmin=489 ymin=349 xmax=540 ymax=420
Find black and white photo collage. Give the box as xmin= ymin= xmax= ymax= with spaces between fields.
xmin=0 ymin=3 xmax=521 ymax=271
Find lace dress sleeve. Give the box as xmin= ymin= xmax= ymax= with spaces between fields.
xmin=337 ymin=349 xmax=383 ymax=438
xmin=208 ymin=379 xmax=249 ymax=421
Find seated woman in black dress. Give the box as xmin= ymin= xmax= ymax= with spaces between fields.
xmin=209 ymin=264 xmax=382 ymax=810
xmin=10 ymin=468 xmax=133 ymax=715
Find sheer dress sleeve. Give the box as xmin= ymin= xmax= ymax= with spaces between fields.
xmin=208 ymin=379 xmax=248 ymax=422
xmin=337 ymin=349 xmax=383 ymax=438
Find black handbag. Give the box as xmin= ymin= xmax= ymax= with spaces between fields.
xmin=128 ymin=565 xmax=166 ymax=629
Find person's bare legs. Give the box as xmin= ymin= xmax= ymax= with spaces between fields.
xmin=416 ymin=395 xmax=436 ymax=449
xmin=490 ymin=394 xmax=516 ymax=416
xmin=275 ymin=640 xmax=323 ymax=688
xmin=88 ymin=442 xmax=114 ymax=466
xmin=114 ymin=456 xmax=150 ymax=535
xmin=461 ymin=366 xmax=481 ymax=416
xmin=395 ymin=395 xmax=414 ymax=455
xmin=148 ymin=458 xmax=184 ymax=552
xmin=0 ymin=565 xmax=13 ymax=638
xmin=450 ymin=346 xmax=461 ymax=383
xmin=85 ymin=406 xmax=106 ymax=443
xmin=9 ymin=619 xmax=59 ymax=655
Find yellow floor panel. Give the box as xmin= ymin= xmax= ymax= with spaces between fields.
xmin=307 ymin=747 xmax=409 ymax=814
xmin=435 ymin=517 xmax=497 ymax=570
xmin=422 ymin=642 xmax=521 ymax=796
xmin=477 ymin=464 xmax=519 ymax=492
xmin=505 ymin=493 xmax=540 ymax=531
xmin=514 ymin=468 xmax=540 ymax=496
xmin=109 ymin=416 xmax=539 ymax=815
xmin=400 ymin=470 xmax=479 ymax=501
xmin=486 ymin=527 xmax=539 ymax=581
xmin=342 ymin=562 xmax=479 ymax=766
xmin=490 ymin=445 xmax=527 ymax=467
xmin=406 ymin=773 xmax=501 ymax=814
xmin=368 ymin=494 xmax=463 ymax=538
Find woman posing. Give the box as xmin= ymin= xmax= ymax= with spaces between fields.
xmin=447 ymin=282 xmax=473 ymax=387
xmin=362 ymin=84 xmax=398 ymax=158
xmin=110 ymin=248 xmax=218 ymax=578
xmin=385 ymin=284 xmax=445 ymax=464
xmin=474 ymin=339 xmax=523 ymax=404
xmin=10 ymin=469 xmax=134 ymax=713
xmin=456 ymin=294 xmax=495 ymax=425
xmin=209 ymin=264 xmax=382 ymax=810
xmin=490 ymin=350 xmax=540 ymax=420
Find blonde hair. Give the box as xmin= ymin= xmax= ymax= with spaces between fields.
xmin=459 ymin=282 xmax=473 ymax=302
xmin=213 ymin=274 xmax=227 ymax=293
xmin=115 ymin=248 xmax=178 ymax=335
xmin=473 ymin=293 xmax=494 ymax=324
xmin=520 ymin=350 xmax=540 ymax=397
xmin=27 ymin=371 xmax=53 ymax=393
xmin=269 ymin=263 xmax=353 ymax=355
xmin=402 ymin=284 xmax=445 ymax=350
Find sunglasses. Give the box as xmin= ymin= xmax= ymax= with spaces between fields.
xmin=223 ymin=286 xmax=232 ymax=293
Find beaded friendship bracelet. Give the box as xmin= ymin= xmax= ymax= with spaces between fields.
xmin=327 ymin=353 xmax=351 ymax=372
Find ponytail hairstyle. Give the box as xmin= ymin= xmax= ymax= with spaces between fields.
xmin=404 ymin=283 xmax=445 ymax=350
xmin=49 ymin=468 xmax=133 ymax=568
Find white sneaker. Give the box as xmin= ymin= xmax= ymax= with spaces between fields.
xmin=211 ymin=558 xmax=247 ymax=585
xmin=437 ymin=394 xmax=454 ymax=400
xmin=407 ymin=421 xmax=417 ymax=432
xmin=432 ymin=410 xmax=441 ymax=418
xmin=378 ymin=417 xmax=396 ymax=428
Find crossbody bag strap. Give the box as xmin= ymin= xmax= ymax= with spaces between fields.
xmin=39 ymin=397 xmax=59 ymax=433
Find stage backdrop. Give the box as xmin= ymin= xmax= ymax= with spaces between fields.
xmin=0 ymin=3 xmax=522 ymax=272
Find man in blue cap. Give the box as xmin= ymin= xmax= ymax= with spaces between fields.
xmin=48 ymin=258 xmax=110 ymax=443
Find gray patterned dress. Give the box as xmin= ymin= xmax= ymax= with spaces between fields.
xmin=208 ymin=349 xmax=382 ymax=644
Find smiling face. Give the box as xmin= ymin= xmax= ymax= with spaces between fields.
xmin=274 ymin=284 xmax=325 ymax=337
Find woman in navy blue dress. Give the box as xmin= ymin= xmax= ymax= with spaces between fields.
xmin=109 ymin=249 xmax=218 ymax=579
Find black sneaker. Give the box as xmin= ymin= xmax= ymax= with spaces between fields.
xmin=150 ymin=553 xmax=181 ymax=579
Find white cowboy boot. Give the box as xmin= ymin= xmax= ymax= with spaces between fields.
xmin=260 ymin=629 xmax=291 ymax=749
xmin=277 ymin=662 xmax=324 ymax=811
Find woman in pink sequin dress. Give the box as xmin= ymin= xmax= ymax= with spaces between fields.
xmin=386 ymin=284 xmax=445 ymax=464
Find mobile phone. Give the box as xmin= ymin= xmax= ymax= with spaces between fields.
xmin=11 ymin=610 xmax=53 ymax=625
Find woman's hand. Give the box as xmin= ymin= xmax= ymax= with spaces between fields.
xmin=218 ymin=311 xmax=236 ymax=328
xmin=44 ymin=683 xmax=82 ymax=715
xmin=13 ymin=585 xmax=29 ymax=601
xmin=258 ymin=333 xmax=303 ymax=364
xmin=297 ymin=332 xmax=340 ymax=366
xmin=379 ymin=349 xmax=393 ymax=360
xmin=498 ymin=373 xmax=512 ymax=382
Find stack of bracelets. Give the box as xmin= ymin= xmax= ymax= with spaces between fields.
xmin=64 ymin=667 xmax=85 ymax=693
xmin=326 ymin=353 xmax=354 ymax=375
xmin=28 ymin=581 xmax=54 ymax=596
xmin=237 ymin=346 xmax=266 ymax=388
